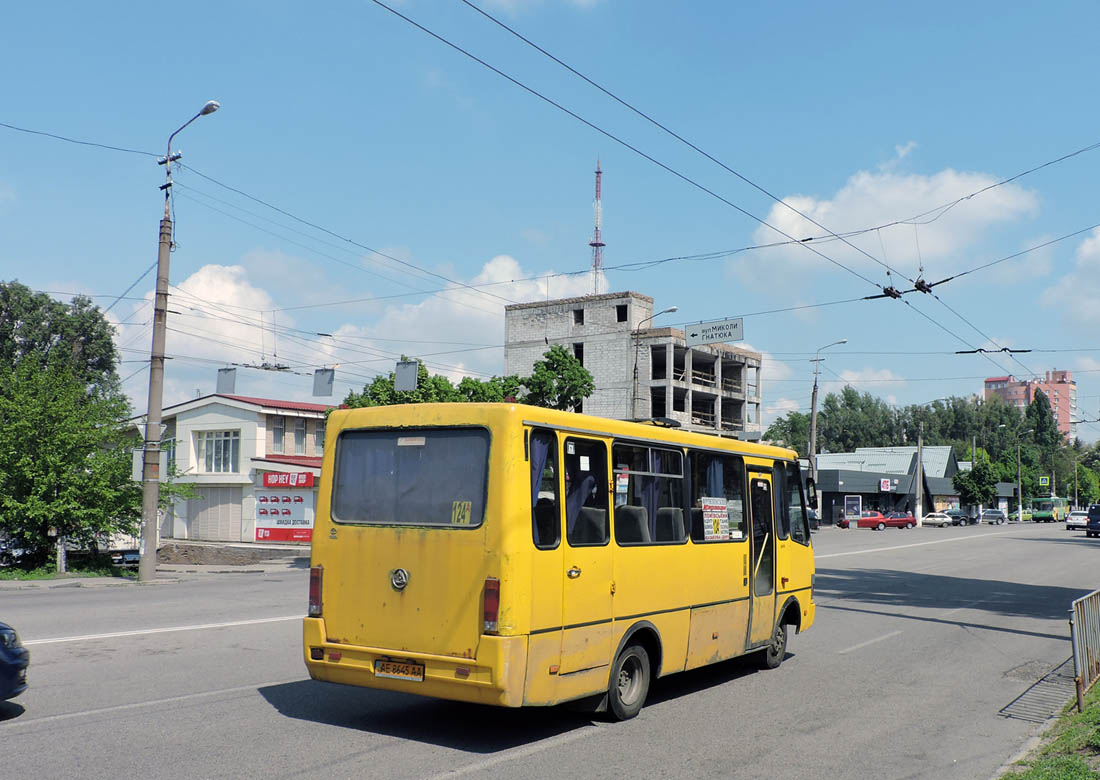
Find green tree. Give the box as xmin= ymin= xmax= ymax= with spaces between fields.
xmin=952 ymin=458 xmax=997 ymax=508
xmin=0 ymin=362 xmax=141 ymax=569
xmin=817 ymin=387 xmax=900 ymax=453
xmin=521 ymin=345 xmax=594 ymax=411
xmin=0 ymin=281 xmax=120 ymax=391
xmin=764 ymin=410 xmax=811 ymax=456
xmin=343 ymin=358 xmax=460 ymax=407
xmin=455 ymin=375 xmax=525 ymax=403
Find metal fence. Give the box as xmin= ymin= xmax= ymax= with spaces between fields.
xmin=1070 ymin=588 xmax=1100 ymax=712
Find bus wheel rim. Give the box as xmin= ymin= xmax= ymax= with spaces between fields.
xmin=618 ymin=656 xmax=641 ymax=704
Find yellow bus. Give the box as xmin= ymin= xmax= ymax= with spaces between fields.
xmin=303 ymin=403 xmax=816 ymax=719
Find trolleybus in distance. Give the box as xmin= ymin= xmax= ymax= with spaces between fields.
xmin=1031 ymin=496 xmax=1068 ymax=523
xmin=303 ymin=403 xmax=817 ymax=720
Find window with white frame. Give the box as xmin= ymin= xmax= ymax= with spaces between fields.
xmin=272 ymin=416 xmax=285 ymax=454
xmin=196 ymin=430 xmax=240 ymax=473
xmin=295 ymin=418 xmax=306 ymax=455
xmin=315 ymin=419 xmax=325 ymax=456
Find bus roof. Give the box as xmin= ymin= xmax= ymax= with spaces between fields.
xmin=329 ymin=403 xmax=797 ymax=462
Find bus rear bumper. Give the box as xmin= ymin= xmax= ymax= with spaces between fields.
xmin=302 ymin=618 xmax=527 ymax=707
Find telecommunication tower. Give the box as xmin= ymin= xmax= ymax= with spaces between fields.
xmin=589 ymin=159 xmax=604 ymax=295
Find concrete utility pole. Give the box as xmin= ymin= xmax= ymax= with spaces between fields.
xmin=139 ymin=101 xmax=220 ymax=584
xmin=808 ymin=339 xmax=847 ymax=489
xmin=630 ymin=306 xmax=677 ymax=419
xmin=915 ymin=421 xmax=924 ymax=527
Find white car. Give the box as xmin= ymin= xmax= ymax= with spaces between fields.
xmin=1067 ymin=510 xmax=1088 ymax=531
xmin=923 ymin=512 xmax=953 ymax=528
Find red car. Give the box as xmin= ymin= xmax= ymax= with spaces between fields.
xmin=858 ymin=511 xmax=915 ymax=530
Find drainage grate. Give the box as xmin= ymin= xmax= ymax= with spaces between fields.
xmin=999 ymin=656 xmax=1077 ymax=723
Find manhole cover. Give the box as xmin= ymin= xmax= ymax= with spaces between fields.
xmin=999 ymin=657 xmax=1076 ymax=723
xmin=1004 ymin=660 xmax=1054 ymax=682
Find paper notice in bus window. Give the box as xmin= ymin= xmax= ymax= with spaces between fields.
xmin=397 ymin=436 xmax=426 ymax=447
xmin=616 ymin=473 xmax=630 ymax=494
xmin=451 ymin=500 xmax=472 ymax=525
xmin=579 ymin=455 xmax=590 ymax=471
xmin=728 ymin=501 xmax=745 ymax=539
xmin=700 ymin=497 xmax=729 ymax=541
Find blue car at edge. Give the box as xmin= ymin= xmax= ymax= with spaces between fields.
xmin=0 ymin=621 xmax=29 ymax=700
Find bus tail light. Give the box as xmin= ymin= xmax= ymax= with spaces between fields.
xmin=483 ymin=577 xmax=500 ymax=634
xmin=309 ymin=565 xmax=323 ymax=617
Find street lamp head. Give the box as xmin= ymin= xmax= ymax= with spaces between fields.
xmin=837 ymin=338 xmax=848 ymax=345
xmin=200 ymin=100 xmax=221 ymax=116
xmin=660 ymin=305 xmax=678 ymax=315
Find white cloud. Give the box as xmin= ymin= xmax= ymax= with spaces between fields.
xmin=820 ymin=367 xmax=904 ymax=395
xmin=987 ymin=236 xmax=1054 ymax=284
xmin=730 ymin=166 xmax=1038 ymax=291
xmin=894 ymin=141 xmax=917 ymax=161
xmin=762 ymin=397 xmax=802 ymax=428
xmin=1041 ymin=227 xmax=1100 ymax=326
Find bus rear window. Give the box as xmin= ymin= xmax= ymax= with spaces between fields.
xmin=331 ymin=428 xmax=490 ymax=527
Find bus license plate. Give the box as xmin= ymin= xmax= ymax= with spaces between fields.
xmin=374 ymin=659 xmax=425 ymax=682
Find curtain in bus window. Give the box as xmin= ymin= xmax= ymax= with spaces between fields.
xmin=530 ymin=434 xmax=550 ymax=508
xmin=774 ymin=466 xmax=791 ymax=539
xmin=566 ymin=473 xmax=596 ymax=536
xmin=640 ymin=471 xmax=657 ymax=539
xmin=706 ymin=458 xmax=724 ymax=498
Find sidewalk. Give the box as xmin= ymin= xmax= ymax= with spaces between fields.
xmin=0 ymin=541 xmax=309 ymax=590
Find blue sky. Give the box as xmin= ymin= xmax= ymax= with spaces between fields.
xmin=4 ymin=0 xmax=1100 ymax=437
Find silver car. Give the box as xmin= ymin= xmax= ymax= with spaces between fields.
xmin=1067 ymin=510 xmax=1088 ymax=531
xmin=923 ymin=512 xmax=953 ymax=527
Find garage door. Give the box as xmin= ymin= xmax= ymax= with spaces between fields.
xmin=188 ymin=486 xmax=243 ymax=542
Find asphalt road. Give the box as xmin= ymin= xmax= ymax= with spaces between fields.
xmin=1 ymin=522 xmax=1096 ymax=780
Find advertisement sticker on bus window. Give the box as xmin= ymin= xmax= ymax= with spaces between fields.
xmin=579 ymin=455 xmax=590 ymax=471
xmin=727 ymin=500 xmax=744 ymax=540
xmin=700 ymin=497 xmax=730 ymax=541
xmin=398 ymin=436 xmax=426 ymax=447
xmin=566 ymin=441 xmax=576 ymax=455
xmin=616 ymin=472 xmax=630 ymax=494
xmin=451 ymin=500 xmax=472 ymax=525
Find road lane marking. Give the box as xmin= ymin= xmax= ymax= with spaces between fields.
xmin=1 ymin=679 xmax=301 ymax=729
xmin=23 ymin=615 xmax=301 ymax=646
xmin=836 ymin=630 xmax=902 ymax=655
xmin=426 ymin=725 xmax=602 ymax=779
xmin=817 ymin=530 xmax=1015 ymax=559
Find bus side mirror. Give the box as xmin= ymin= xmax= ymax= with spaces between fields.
xmin=805 ymin=478 xmax=818 ymax=509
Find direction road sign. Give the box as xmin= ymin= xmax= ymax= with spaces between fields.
xmin=685 ymin=317 xmax=744 ymax=347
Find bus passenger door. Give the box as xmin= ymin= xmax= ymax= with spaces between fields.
xmin=559 ymin=436 xmax=613 ymax=675
xmin=747 ymin=474 xmax=776 ymax=647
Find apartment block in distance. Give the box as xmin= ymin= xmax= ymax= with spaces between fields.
xmin=984 ymin=370 xmax=1077 ymax=441
xmin=504 ymin=291 xmax=762 ymax=438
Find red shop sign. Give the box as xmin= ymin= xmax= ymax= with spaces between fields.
xmin=262 ymin=472 xmax=315 ymax=488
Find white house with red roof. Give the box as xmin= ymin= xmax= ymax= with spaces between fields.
xmin=153 ymin=393 xmax=334 ymax=544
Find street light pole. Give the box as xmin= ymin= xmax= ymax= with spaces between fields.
xmin=808 ymin=338 xmax=847 ymax=489
xmin=631 ymin=305 xmax=677 ymax=419
xmin=139 ymin=101 xmax=220 ymax=584
xmin=1016 ymin=428 xmax=1033 ymax=521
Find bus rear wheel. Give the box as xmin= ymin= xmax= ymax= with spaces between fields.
xmin=608 ymin=643 xmax=650 ymax=721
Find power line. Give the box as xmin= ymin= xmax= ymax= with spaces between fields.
xmin=367 ymin=0 xmax=884 ymax=292
xmin=0 ymin=121 xmax=157 ymax=157
xmin=459 ymin=0 xmax=915 ymax=287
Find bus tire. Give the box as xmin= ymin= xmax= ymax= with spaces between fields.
xmin=608 ymin=643 xmax=650 ymax=721
xmin=760 ymin=622 xmax=788 ymax=669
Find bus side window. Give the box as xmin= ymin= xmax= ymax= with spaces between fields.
xmin=530 ymin=429 xmax=560 ymax=549
xmin=689 ymin=451 xmax=746 ymax=542
xmin=786 ymin=462 xmax=810 ymax=545
xmin=564 ymin=438 xmax=609 ymax=546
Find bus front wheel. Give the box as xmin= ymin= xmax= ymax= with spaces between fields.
xmin=608 ymin=643 xmax=651 ymax=721
xmin=760 ymin=622 xmax=788 ymax=669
